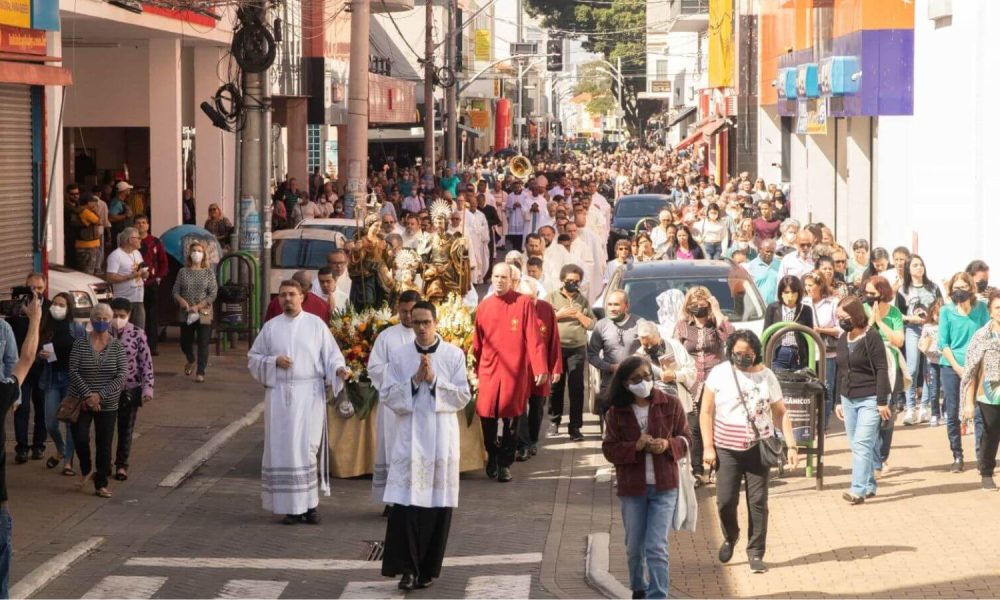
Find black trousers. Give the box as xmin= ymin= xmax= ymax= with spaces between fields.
xmin=14 ymin=370 xmax=45 ymax=454
xmin=549 ymin=345 xmax=586 ymax=429
xmin=481 ymin=416 xmax=519 ymax=468
xmin=381 ymin=505 xmax=452 ymax=579
xmin=180 ymin=322 xmax=211 ymax=375
xmin=688 ymin=409 xmax=704 ymax=476
xmin=978 ymin=402 xmax=1000 ymax=477
xmin=716 ymin=446 xmax=770 ymax=559
xmin=71 ymin=409 xmax=117 ymax=490
xmin=517 ymin=395 xmax=545 ymax=450
xmin=144 ymin=284 xmax=159 ymax=352
xmin=115 ymin=389 xmax=141 ymax=469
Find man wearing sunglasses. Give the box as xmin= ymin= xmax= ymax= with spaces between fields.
xmin=778 ymin=230 xmax=816 ymax=280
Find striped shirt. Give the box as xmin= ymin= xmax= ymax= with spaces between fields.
xmin=705 ymin=362 xmax=782 ymax=451
xmin=69 ymin=336 xmax=126 ymax=411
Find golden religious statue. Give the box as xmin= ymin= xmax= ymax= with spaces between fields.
xmin=347 ymin=220 xmax=395 ymax=310
xmin=419 ymin=199 xmax=471 ymax=304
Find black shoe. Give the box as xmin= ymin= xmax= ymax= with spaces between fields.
xmin=514 ymin=449 xmax=530 ymax=462
xmin=842 ymin=492 xmax=865 ymax=505
xmin=529 ymin=444 xmax=538 ymax=456
xmin=13 ymin=451 xmax=27 ymax=465
xmin=749 ymin=556 xmax=767 ymax=573
xmin=30 ymin=448 xmax=44 ymax=460
xmin=569 ymin=427 xmax=584 ymax=442
xmin=398 ymin=574 xmax=416 ymax=591
xmin=950 ymin=458 xmax=964 ymax=473
xmin=718 ymin=537 xmax=737 ymax=564
xmin=304 ymin=508 xmax=321 ymax=524
xmin=982 ymin=476 xmax=998 ymax=492
xmin=631 ymin=591 xmax=646 ymax=599
xmin=497 ymin=466 xmax=513 ymax=482
xmin=382 ymin=505 xmax=391 ymax=517
xmin=415 ymin=577 xmax=433 ymax=589
xmin=281 ymin=514 xmax=301 ymax=525
xmin=486 ymin=457 xmax=498 ymax=480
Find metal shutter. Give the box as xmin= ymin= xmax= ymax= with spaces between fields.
xmin=0 ymin=84 xmax=34 ymax=293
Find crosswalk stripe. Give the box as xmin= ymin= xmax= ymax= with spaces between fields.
xmin=125 ymin=552 xmax=543 ymax=570
xmin=465 ymin=574 xmax=532 ymax=599
xmin=82 ymin=575 xmax=167 ymax=599
xmin=339 ymin=581 xmax=404 ymax=599
xmin=217 ymin=579 xmax=289 ymax=599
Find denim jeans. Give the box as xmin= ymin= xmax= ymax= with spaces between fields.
xmin=0 ymin=505 xmax=10 ymax=599
xmin=620 ymin=485 xmax=677 ymax=599
xmin=841 ymin=395 xmax=880 ymax=497
xmin=904 ymin=325 xmax=926 ymax=412
xmin=824 ymin=357 xmax=837 ymax=431
xmin=772 ymin=345 xmax=800 ymax=371
xmin=941 ymin=365 xmax=964 ymax=459
xmin=703 ymin=241 xmax=722 ymax=260
xmin=42 ymin=371 xmax=74 ymax=467
xmin=925 ymin=362 xmax=942 ymax=418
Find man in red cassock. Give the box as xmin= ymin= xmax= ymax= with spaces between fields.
xmin=473 ymin=263 xmax=549 ymax=483
xmin=516 ymin=279 xmax=562 ymax=461
xmin=264 ymin=270 xmax=331 ymax=323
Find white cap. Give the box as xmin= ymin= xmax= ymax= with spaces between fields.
xmin=115 ymin=181 xmax=134 ymax=193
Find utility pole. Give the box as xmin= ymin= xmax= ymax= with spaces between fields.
xmin=445 ymin=0 xmax=458 ymax=169
xmin=345 ymin=0 xmax=370 ymax=219
xmin=515 ymin=0 xmax=522 ymax=153
xmin=617 ymin=55 xmax=623 ymax=136
xmin=423 ymin=0 xmax=435 ymax=169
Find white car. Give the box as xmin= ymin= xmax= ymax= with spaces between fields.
xmin=296 ymin=218 xmax=359 ymax=246
xmin=48 ymin=264 xmax=113 ymax=320
xmin=268 ymin=229 xmax=343 ymax=295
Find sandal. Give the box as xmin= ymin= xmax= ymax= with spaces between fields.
xmin=46 ymin=456 xmax=60 ymax=469
xmin=114 ymin=468 xmax=128 ymax=481
xmin=95 ymin=488 xmax=112 ymax=498
xmin=76 ymin=472 xmax=94 ymax=489
xmin=62 ymin=466 xmax=76 ymax=477
xmin=184 ymin=362 xmax=195 ymax=376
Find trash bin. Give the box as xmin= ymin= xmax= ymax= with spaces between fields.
xmin=774 ymin=369 xmax=826 ymax=445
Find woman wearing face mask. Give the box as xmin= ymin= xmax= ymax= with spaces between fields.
xmin=39 ymin=293 xmax=84 ymax=476
xmin=693 ymin=203 xmax=727 ymax=260
xmin=959 ymin=290 xmax=1000 ymax=491
xmin=172 ymin=242 xmax=218 ymax=383
xmin=602 ymin=355 xmax=691 ymax=599
xmin=674 ymin=286 xmax=734 ymax=484
xmin=69 ymin=304 xmax=126 ymax=498
xmin=763 ymin=276 xmax=815 ymax=371
xmin=896 ymin=255 xmax=942 ymax=425
xmin=834 ymin=296 xmax=892 ymax=504
xmin=724 ymin=218 xmax=758 ymax=262
xmin=700 ymin=330 xmax=797 ymax=573
xmin=774 ymin=218 xmax=800 ymax=257
xmin=938 ymin=272 xmax=989 ymax=473
xmin=108 ymin=298 xmax=154 ymax=481
xmin=863 ymin=275 xmax=905 ymax=476
xmin=802 ymin=273 xmax=839 ymax=429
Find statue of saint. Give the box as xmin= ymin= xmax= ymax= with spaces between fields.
xmin=419 ymin=200 xmax=471 ymax=304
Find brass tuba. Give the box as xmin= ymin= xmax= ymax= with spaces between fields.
xmin=510 ymin=154 xmax=532 ymax=180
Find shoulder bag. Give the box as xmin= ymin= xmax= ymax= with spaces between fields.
xmin=671 ymin=436 xmax=698 ymax=532
xmin=731 ymin=366 xmax=785 ymax=468
xmin=56 ymin=394 xmax=83 ymax=423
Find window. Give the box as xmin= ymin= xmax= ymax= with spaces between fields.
xmin=656 ymin=59 xmax=669 ymax=78
xmin=307 ymin=124 xmax=321 ymax=174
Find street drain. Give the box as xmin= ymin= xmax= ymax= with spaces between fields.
xmin=364 ymin=540 xmax=385 ymax=561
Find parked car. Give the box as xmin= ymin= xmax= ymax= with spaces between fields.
xmin=48 ymin=264 xmax=113 ymax=320
xmin=607 ymin=194 xmax=673 ymax=258
xmin=268 ymin=229 xmax=341 ymax=295
xmin=296 ymin=218 xmax=357 ymax=246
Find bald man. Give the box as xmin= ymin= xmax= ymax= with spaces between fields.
xmin=778 ymin=230 xmax=816 ymax=279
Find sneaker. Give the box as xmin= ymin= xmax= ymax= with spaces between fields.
xmin=950 ymin=458 xmax=964 ymax=473
xmin=749 ymin=556 xmax=767 ymax=573
xmin=13 ymin=451 xmax=27 ymax=465
xmin=917 ymin=408 xmax=930 ymax=423
xmin=929 ymin=415 xmax=940 ymax=427
xmin=902 ymin=409 xmax=915 ymax=425
xmin=569 ymin=428 xmax=584 ymax=442
xmin=631 ymin=591 xmax=646 ymax=599
xmin=842 ymin=492 xmax=865 ymax=505
xmin=718 ymin=537 xmax=737 ymax=563
xmin=497 ymin=466 xmax=513 ymax=483
xmin=982 ymin=476 xmax=998 ymax=492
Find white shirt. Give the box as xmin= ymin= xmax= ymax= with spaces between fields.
xmin=704 ymin=362 xmax=782 ymax=451
xmin=106 ymin=247 xmax=145 ymax=302
xmin=778 ymin=251 xmax=815 ymax=280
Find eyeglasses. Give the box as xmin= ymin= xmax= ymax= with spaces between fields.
xmin=834 ymin=259 xmax=847 ymax=264
xmin=412 ymin=319 xmax=433 ymax=326
xmin=798 ymin=243 xmax=813 ymax=249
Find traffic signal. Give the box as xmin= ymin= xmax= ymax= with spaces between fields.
xmin=546 ymin=39 xmax=563 ymax=72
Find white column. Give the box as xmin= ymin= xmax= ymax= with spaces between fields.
xmin=804 ymin=129 xmax=835 ymax=227
xmin=788 ymin=127 xmax=807 ymax=222
xmin=756 ymin=106 xmax=782 ymax=185
xmin=45 ymin=29 xmax=66 ymax=265
xmin=194 ymin=46 xmax=237 ymax=225
xmin=149 ymin=39 xmax=183 ymax=236
xmin=845 ymin=116 xmax=872 ymax=245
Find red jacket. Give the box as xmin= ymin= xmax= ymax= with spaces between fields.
xmin=264 ymin=292 xmax=331 ymax=323
xmin=601 ymin=390 xmax=691 ymax=497
xmin=139 ymin=234 xmax=169 ymax=286
xmin=530 ymin=299 xmax=562 ymax=398
xmin=473 ymin=290 xmax=548 ymax=418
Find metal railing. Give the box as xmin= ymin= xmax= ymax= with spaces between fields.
xmin=679 ymin=0 xmax=708 ymax=15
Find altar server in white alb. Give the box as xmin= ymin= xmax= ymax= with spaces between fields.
xmin=379 ymin=301 xmax=472 ymax=591
xmin=367 ymin=289 xmax=422 ymax=509
xmin=248 ymin=280 xmax=351 ymax=525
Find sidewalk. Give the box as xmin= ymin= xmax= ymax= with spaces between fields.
xmin=596 ymin=418 xmax=1000 ymax=598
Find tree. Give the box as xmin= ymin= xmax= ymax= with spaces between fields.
xmin=524 ymin=0 xmax=646 ymax=135
xmin=572 ymin=61 xmax=615 ymax=119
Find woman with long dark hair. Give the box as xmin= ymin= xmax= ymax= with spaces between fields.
xmin=663 ymin=224 xmax=705 ymax=260
xmin=763 ymin=275 xmax=814 ymax=371
xmin=39 ymin=293 xmax=84 ymax=476
xmin=602 ymin=356 xmax=691 ymax=599
xmin=896 ymin=255 xmax=942 ymax=424
xmin=861 ymin=247 xmax=891 ymax=287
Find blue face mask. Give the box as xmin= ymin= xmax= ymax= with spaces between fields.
xmin=91 ymin=320 xmax=110 ymax=333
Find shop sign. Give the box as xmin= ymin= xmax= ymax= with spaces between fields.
xmin=468 ymin=109 xmax=489 ymax=130
xmin=796 ymin=98 xmax=827 ymax=135
xmin=650 ymin=80 xmax=671 ymax=94
xmin=0 ymin=24 xmax=45 ymax=55
xmin=0 ymin=0 xmax=30 ymax=28
xmin=475 ymin=29 xmax=490 ymax=62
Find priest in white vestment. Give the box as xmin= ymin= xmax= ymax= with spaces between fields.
xmin=569 ymin=212 xmax=607 ymax=305
xmin=367 ymin=290 xmax=421 ymax=506
xmin=379 ymin=301 xmax=471 ymax=590
xmin=248 ymin=281 xmax=350 ymax=524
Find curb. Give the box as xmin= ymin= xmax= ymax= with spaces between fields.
xmin=159 ymin=401 xmax=265 ymax=488
xmin=585 ymin=532 xmax=631 ymax=599
xmin=11 ymin=536 xmax=105 ymax=599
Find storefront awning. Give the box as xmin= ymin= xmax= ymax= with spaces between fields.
xmin=667 ymin=105 xmax=697 ymax=127
xmin=456 ymin=123 xmax=482 ymax=139
xmin=676 ymin=118 xmax=727 ymax=150
xmin=0 ymin=61 xmax=71 ymax=86
xmin=368 ymin=127 xmax=443 ymax=142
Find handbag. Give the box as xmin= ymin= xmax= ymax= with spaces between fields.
xmin=671 ymin=437 xmax=698 ymax=532
xmin=56 ymin=394 xmax=84 ymax=423
xmin=731 ymin=366 xmax=786 ymax=468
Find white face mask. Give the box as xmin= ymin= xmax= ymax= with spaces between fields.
xmin=628 ymin=380 xmax=654 ymax=399
xmin=190 ymin=251 xmax=204 ymax=264
xmin=112 ymin=317 xmax=129 ymax=331
xmin=49 ymin=305 xmax=67 ymax=321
